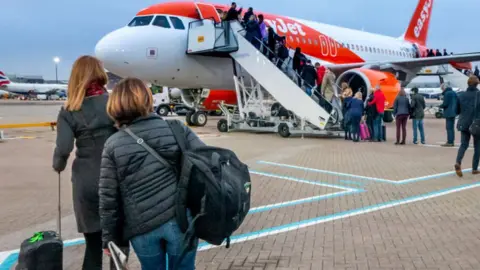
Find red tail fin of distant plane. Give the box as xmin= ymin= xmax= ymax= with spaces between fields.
xmin=403 ymin=0 xmax=434 ymax=46
xmin=0 ymin=71 xmax=11 ymax=86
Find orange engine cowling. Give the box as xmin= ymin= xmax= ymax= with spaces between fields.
xmin=336 ymin=68 xmax=401 ymax=110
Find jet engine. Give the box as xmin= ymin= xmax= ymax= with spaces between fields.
xmin=336 ymin=68 xmax=401 ymax=122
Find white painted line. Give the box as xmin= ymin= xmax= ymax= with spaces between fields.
xmin=197 ymin=182 xmax=480 ymax=251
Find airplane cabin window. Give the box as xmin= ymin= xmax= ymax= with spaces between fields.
xmin=308 ymin=39 xmax=312 ymax=44
xmin=169 ymin=16 xmax=185 ymax=30
xmin=153 ymin=15 xmax=171 ymax=28
xmin=314 ymin=39 xmax=318 ymax=45
xmin=128 ymin=16 xmax=154 ymax=27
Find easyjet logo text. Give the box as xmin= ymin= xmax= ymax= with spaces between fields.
xmin=264 ymin=18 xmax=306 ymax=37
xmin=414 ymin=0 xmax=432 ymax=38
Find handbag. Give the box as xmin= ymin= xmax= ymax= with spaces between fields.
xmin=469 ymin=91 xmax=480 ymax=137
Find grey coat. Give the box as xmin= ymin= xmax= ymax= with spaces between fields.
xmin=52 ymin=94 xmax=116 ymax=233
xmin=393 ymin=95 xmax=410 ymax=116
xmin=99 ymin=115 xmax=205 ymax=247
xmin=456 ymin=86 xmax=480 ymax=132
xmin=410 ymin=93 xmax=426 ymax=119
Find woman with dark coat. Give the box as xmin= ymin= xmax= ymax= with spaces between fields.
xmin=52 ymin=55 xmax=128 ymax=269
xmin=99 ymin=78 xmax=205 ymax=269
xmin=454 ymin=75 xmax=480 ymax=177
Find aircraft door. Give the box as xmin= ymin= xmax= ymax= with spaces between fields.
xmin=194 ymin=3 xmax=221 ymax=23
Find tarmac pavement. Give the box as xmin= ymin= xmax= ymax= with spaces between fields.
xmin=1 ymin=102 xmax=479 ymax=270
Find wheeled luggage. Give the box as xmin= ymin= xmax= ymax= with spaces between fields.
xmin=360 ymin=122 xmax=370 ymax=140
xmin=16 ymin=173 xmax=63 ymax=270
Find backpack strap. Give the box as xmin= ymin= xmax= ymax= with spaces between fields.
xmin=166 ymin=120 xmax=187 ymax=152
xmin=123 ymin=127 xmax=173 ymax=170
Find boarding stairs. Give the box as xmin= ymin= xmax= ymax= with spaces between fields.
xmin=186 ymin=17 xmax=340 ymax=133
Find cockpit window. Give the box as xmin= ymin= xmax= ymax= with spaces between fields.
xmin=128 ymin=16 xmax=154 ymax=27
xmin=153 ymin=16 xmax=171 ymax=28
xmin=169 ymin=16 xmax=185 ymax=30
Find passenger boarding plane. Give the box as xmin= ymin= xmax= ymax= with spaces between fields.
xmin=0 ymin=71 xmax=68 ymax=96
xmin=95 ymin=0 xmax=480 ymax=126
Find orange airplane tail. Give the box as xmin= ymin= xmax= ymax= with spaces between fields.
xmin=403 ymin=0 xmax=434 ymax=47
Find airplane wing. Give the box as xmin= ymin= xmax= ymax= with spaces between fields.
xmin=326 ymin=52 xmax=480 ymax=72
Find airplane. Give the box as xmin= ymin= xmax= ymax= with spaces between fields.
xmin=95 ymin=0 xmax=480 ymax=127
xmin=0 ymin=71 xmax=68 ymax=97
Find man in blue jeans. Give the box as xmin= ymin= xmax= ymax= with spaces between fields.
xmin=439 ymin=82 xmax=458 ymax=146
xmin=410 ymin=87 xmax=426 ymax=144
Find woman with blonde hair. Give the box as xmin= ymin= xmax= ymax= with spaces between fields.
xmin=99 ymin=77 xmax=205 ymax=269
xmin=52 ymin=55 xmax=127 ymax=269
xmin=341 ymin=87 xmax=353 ymax=140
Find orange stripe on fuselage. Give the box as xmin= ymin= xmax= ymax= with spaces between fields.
xmin=138 ymin=2 xmax=365 ymax=65
xmin=137 ymin=2 xmax=201 ymax=19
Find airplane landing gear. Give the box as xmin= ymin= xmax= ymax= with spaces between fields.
xmin=186 ymin=110 xmax=208 ymax=127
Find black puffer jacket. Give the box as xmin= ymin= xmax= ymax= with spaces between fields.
xmin=456 ymin=86 xmax=480 ymax=132
xmin=99 ymin=114 xmax=205 ymax=248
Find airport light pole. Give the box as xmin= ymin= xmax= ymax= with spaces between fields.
xmin=53 ymin=57 xmax=60 ymax=84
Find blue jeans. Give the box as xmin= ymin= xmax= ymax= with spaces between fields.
xmin=130 ymin=219 xmax=198 ymax=270
xmin=412 ymin=119 xmax=425 ymax=143
xmin=373 ymin=113 xmax=384 ymax=141
xmin=350 ymin=115 xmax=361 ymax=141
xmin=446 ymin=117 xmax=455 ymax=144
xmin=305 ymin=87 xmax=312 ymax=96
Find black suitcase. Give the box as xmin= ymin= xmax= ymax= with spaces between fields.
xmin=16 ymin=173 xmax=63 ymax=270
xmin=382 ymin=125 xmax=386 ymax=141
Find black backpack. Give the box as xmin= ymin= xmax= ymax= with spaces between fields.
xmin=124 ymin=119 xmax=251 ymax=267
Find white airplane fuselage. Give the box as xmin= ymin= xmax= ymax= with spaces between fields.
xmin=95 ymin=1 xmax=428 ymax=90
xmin=0 ymin=83 xmax=68 ymax=95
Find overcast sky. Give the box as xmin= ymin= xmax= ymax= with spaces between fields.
xmin=1 ymin=0 xmax=478 ymax=80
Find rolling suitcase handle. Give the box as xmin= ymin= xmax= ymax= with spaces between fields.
xmin=57 ymin=172 xmax=61 ymax=238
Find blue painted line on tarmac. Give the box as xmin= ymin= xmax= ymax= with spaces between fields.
xmin=249 ymin=170 xmax=361 ymax=192
xmin=248 ymin=189 xmax=363 ymax=214
xmin=339 ymin=180 xmax=365 ymax=187
xmin=0 ymin=170 xmax=360 ymax=269
xmin=197 ymin=181 xmax=480 ymax=251
xmin=3 ymin=179 xmax=478 ymax=268
xmin=258 ymin=160 xmax=473 ymax=185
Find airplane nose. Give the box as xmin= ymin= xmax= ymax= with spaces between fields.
xmin=95 ymin=30 xmax=125 ymax=70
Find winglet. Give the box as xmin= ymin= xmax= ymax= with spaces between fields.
xmin=403 ymin=0 xmax=434 ymax=46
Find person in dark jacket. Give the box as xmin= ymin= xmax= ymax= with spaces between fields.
xmin=454 ymin=76 xmax=480 ymax=177
xmin=365 ymin=89 xmax=377 ymax=141
xmin=435 ymin=49 xmax=442 ymax=56
xmin=267 ymin=27 xmax=281 ymax=61
xmin=242 ymin=7 xmax=254 ymax=24
xmin=301 ymin=60 xmax=317 ymax=96
xmin=474 ymin=66 xmax=479 ymax=80
xmin=245 ymin=15 xmax=262 ymax=50
xmin=293 ymin=47 xmax=306 ymax=86
xmin=52 ymin=55 xmax=128 ymax=270
xmin=443 ymin=49 xmax=448 ymax=56
xmin=410 ymin=87 xmax=426 ymax=144
xmin=393 ymin=88 xmax=410 ymax=145
xmin=276 ymin=37 xmax=289 ymax=70
xmin=341 ymin=87 xmax=353 ymax=140
xmin=224 ymin=2 xmax=242 ymax=21
xmin=99 ymin=78 xmax=205 ymax=269
xmin=439 ymin=82 xmax=458 ymax=146
xmin=348 ymin=92 xmax=365 ymax=142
